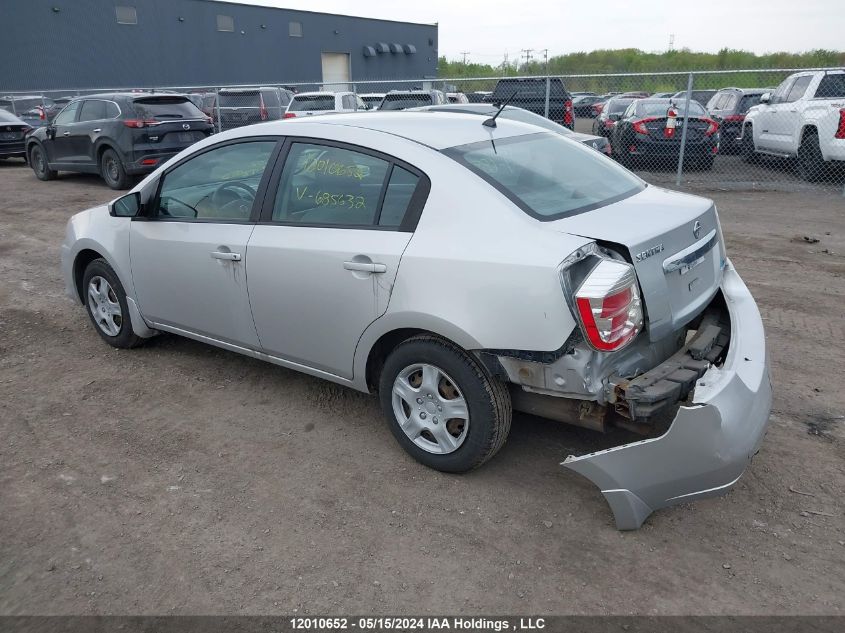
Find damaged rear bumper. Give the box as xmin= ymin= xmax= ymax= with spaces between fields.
xmin=562 ymin=261 xmax=772 ymax=530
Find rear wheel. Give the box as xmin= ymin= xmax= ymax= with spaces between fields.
xmin=30 ymin=145 xmax=57 ymax=180
xmin=797 ymin=131 xmax=825 ymax=182
xmin=100 ymin=148 xmax=130 ymax=190
xmin=378 ymin=335 xmax=511 ymax=473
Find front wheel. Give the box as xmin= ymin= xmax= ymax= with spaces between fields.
xmin=379 ymin=335 xmax=511 ymax=473
xmin=82 ymin=258 xmax=144 ymax=348
xmin=100 ymin=148 xmax=130 ymax=190
xmin=741 ymin=126 xmax=758 ymax=164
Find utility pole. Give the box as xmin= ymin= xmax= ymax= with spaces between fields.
xmin=460 ymin=51 xmax=470 ymax=65
xmin=669 ymin=33 xmax=675 ymax=51
xmin=540 ymin=48 xmax=549 ymax=74
xmin=521 ymin=48 xmax=534 ymax=69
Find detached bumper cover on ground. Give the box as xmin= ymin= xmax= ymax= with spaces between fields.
xmin=563 ymin=261 xmax=772 ymax=530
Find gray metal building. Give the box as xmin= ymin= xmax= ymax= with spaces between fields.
xmin=0 ymin=0 xmax=439 ymax=91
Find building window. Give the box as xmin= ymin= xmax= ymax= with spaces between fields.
xmin=289 ymin=21 xmax=302 ymax=37
xmin=115 ymin=6 xmax=137 ymax=25
xmin=217 ymin=14 xmax=234 ymax=32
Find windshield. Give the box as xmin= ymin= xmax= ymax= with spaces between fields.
xmin=289 ymin=95 xmax=335 ymax=111
xmin=738 ymin=94 xmax=763 ymax=113
xmin=636 ymin=100 xmax=706 ymax=117
xmin=132 ymin=97 xmax=204 ymax=119
xmin=445 ymin=132 xmax=644 ymax=221
xmin=380 ymin=95 xmax=433 ymax=110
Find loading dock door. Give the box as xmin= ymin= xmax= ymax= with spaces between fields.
xmin=321 ymin=53 xmax=350 ymax=91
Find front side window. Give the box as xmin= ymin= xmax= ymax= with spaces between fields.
xmin=155 ymin=141 xmax=276 ymax=221
xmin=770 ymin=78 xmax=794 ymax=104
xmin=786 ymin=75 xmax=813 ymax=103
xmin=272 ymin=143 xmax=390 ymax=226
xmin=54 ymin=101 xmax=81 ymax=125
xmin=445 ymin=132 xmax=644 ymax=221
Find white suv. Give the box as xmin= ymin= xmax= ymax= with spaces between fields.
xmin=742 ymin=69 xmax=845 ymax=181
xmin=284 ymin=91 xmax=367 ymax=118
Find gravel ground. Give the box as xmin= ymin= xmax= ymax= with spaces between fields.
xmin=0 ymin=157 xmax=843 ymax=615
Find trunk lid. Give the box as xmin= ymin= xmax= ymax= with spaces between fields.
xmin=547 ymin=185 xmax=725 ymax=341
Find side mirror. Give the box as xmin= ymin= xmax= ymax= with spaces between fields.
xmin=111 ymin=191 xmax=141 ymax=218
xmin=760 ymin=92 xmax=771 ymax=104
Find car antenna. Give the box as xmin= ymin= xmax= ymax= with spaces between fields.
xmin=483 ymin=90 xmax=518 ymax=128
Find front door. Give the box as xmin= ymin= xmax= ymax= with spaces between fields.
xmin=246 ymin=140 xmax=426 ymax=378
xmin=48 ymin=100 xmax=81 ymax=164
xmin=129 ymin=139 xmax=279 ymax=347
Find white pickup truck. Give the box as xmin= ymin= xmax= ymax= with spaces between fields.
xmin=742 ymin=69 xmax=845 ymax=181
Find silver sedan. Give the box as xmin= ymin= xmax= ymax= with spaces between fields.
xmin=61 ymin=112 xmax=772 ymax=529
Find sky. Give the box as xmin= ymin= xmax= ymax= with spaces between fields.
xmin=215 ymin=0 xmax=844 ymax=62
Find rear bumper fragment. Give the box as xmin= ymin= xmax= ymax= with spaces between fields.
xmin=563 ymin=261 xmax=772 ymax=529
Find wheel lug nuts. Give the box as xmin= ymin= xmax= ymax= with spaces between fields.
xmin=420 ymin=412 xmax=427 ymax=420
xmin=427 ymin=393 xmax=433 ymax=399
xmin=433 ymin=417 xmax=439 ymax=424
xmin=416 ymin=397 xmax=423 ymax=404
xmin=437 ymin=405 xmax=442 ymax=412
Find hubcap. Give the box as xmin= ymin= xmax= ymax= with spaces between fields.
xmin=105 ymin=157 xmax=118 ymax=181
xmin=87 ymin=276 xmax=122 ymax=337
xmin=392 ymin=363 xmax=469 ymax=455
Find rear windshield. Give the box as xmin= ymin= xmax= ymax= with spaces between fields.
xmin=492 ymin=79 xmax=567 ymax=99
xmin=606 ymin=98 xmax=633 ymax=114
xmin=361 ymin=96 xmax=383 ymax=104
xmin=289 ymin=95 xmax=335 ymax=112
xmin=815 ymin=74 xmax=845 ymax=98
xmin=218 ymin=92 xmax=260 ymax=107
xmin=738 ymin=94 xmax=763 ymax=113
xmin=1 ymin=98 xmax=44 ymax=113
xmin=380 ymin=94 xmax=433 ymax=110
xmin=132 ymin=97 xmax=204 ymax=120
xmin=636 ymin=100 xmax=706 ymax=117
xmin=445 ymin=132 xmax=644 ymax=221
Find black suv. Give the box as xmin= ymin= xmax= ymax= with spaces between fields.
xmin=705 ymin=88 xmax=767 ymax=153
xmin=488 ymin=78 xmax=574 ymax=129
xmin=216 ymin=87 xmax=293 ymax=129
xmin=26 ymin=93 xmax=213 ymax=189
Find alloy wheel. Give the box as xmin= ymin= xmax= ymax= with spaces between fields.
xmin=87 ymin=276 xmax=123 ymax=337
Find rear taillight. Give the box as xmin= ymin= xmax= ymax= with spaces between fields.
xmin=563 ymin=99 xmax=573 ymax=126
xmin=702 ymin=118 xmax=719 ymax=136
xmin=574 ymin=259 xmax=643 ymax=352
xmin=632 ymin=117 xmax=657 ymax=135
xmin=259 ymin=94 xmax=268 ymax=121
xmin=836 ymin=109 xmax=845 ymax=139
xmin=283 ymin=112 xmax=296 ymax=119
xmin=123 ymin=119 xmax=158 ymax=128
xmin=722 ymin=114 xmax=745 ymax=122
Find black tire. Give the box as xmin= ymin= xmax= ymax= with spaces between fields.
xmin=741 ymin=125 xmax=758 ymax=164
xmin=100 ymin=148 xmax=130 ymax=190
xmin=797 ymin=131 xmax=825 ymax=182
xmin=378 ymin=335 xmax=511 ymax=473
xmin=81 ymin=258 xmax=144 ymax=349
xmin=29 ymin=144 xmax=57 ymax=181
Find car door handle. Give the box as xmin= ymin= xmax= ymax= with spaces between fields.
xmin=93 ymin=128 xmax=101 ymax=133
xmin=343 ymin=261 xmax=387 ymax=273
xmin=62 ymin=131 xmax=70 ymax=136
xmin=210 ymin=251 xmax=242 ymax=261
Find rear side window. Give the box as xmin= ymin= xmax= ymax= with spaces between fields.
xmin=133 ymin=97 xmax=204 ymax=120
xmin=379 ymin=167 xmax=419 ymax=227
xmin=814 ymin=74 xmax=845 ymax=98
xmin=272 ymin=143 xmax=390 ymax=226
xmin=279 ymin=91 xmax=293 ymax=107
xmin=289 ymin=95 xmax=335 ymax=112
xmin=445 ymin=132 xmax=644 ymax=221
xmin=156 ymin=141 xmax=276 ymax=221
xmin=79 ymin=100 xmax=107 ymax=122
xmin=262 ymin=90 xmax=281 ymax=108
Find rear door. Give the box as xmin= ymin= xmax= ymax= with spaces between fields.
xmin=130 ymin=139 xmax=279 ymax=346
xmin=770 ymin=74 xmax=813 ymax=152
xmin=246 ymin=139 xmax=427 ymax=378
xmin=73 ymin=99 xmax=108 ymax=166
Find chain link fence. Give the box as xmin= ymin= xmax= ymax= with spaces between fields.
xmin=2 ymin=68 xmax=844 ymax=195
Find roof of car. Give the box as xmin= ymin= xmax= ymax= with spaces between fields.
xmin=258 ymin=111 xmax=547 ymax=150
xmin=293 ymin=91 xmax=343 ymax=98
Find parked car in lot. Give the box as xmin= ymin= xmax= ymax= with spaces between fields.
xmin=284 ymin=91 xmax=367 ymax=118
xmin=466 ymin=91 xmax=491 ymax=103
xmin=651 ymin=92 xmax=676 ymax=99
xmin=671 ymin=89 xmax=718 ymax=106
xmin=611 ymin=98 xmax=720 ymax=169
xmin=742 ymin=69 xmax=845 ymax=181
xmin=572 ymin=95 xmax=606 ymax=117
xmin=0 ymin=109 xmax=34 ymax=160
xmin=378 ymin=90 xmax=447 ymax=110
xmin=44 ymin=96 xmax=75 ymax=121
xmin=408 ymin=103 xmax=611 ymax=155
xmin=60 ymin=112 xmax=771 ymax=530
xmin=360 ymin=93 xmax=386 ymax=110
xmin=592 ymin=97 xmax=634 ymax=137
xmin=0 ymin=95 xmax=52 ymax=128
xmin=705 ymin=88 xmax=767 ymax=153
xmin=26 ymin=92 xmax=213 ymax=189
xmin=489 ymin=77 xmax=574 ymax=129
xmin=216 ymin=87 xmax=293 ymax=129
xmin=447 ymin=92 xmax=470 ymax=104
